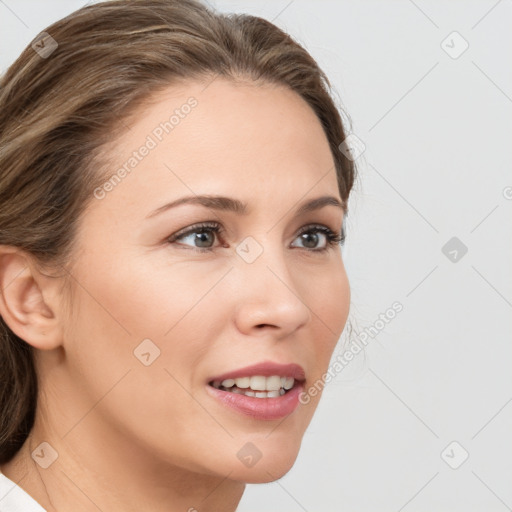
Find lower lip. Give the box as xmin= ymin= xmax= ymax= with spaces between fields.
xmin=205 ymin=383 xmax=304 ymax=421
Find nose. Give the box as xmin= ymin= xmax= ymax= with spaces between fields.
xmin=232 ymin=240 xmax=312 ymax=339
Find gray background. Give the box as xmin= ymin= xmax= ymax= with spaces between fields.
xmin=1 ymin=1 xmax=511 ymax=510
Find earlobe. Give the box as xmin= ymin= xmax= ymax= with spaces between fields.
xmin=0 ymin=247 xmax=63 ymax=351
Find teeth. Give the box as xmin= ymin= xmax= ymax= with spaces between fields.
xmin=283 ymin=377 xmax=294 ymax=390
xmin=266 ymin=375 xmax=282 ymax=391
xmin=249 ymin=376 xmax=266 ymax=391
xmin=211 ymin=374 xmax=297 ymax=397
xmin=234 ymin=377 xmax=250 ymax=388
xmin=243 ymin=375 xmax=296 ymax=391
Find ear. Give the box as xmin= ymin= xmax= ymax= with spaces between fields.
xmin=0 ymin=246 xmax=64 ymax=350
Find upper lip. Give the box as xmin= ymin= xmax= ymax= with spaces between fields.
xmin=208 ymin=361 xmax=306 ymax=383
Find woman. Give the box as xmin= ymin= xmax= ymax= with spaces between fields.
xmin=0 ymin=0 xmax=356 ymax=510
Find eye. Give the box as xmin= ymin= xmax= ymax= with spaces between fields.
xmin=291 ymin=224 xmax=345 ymax=252
xmin=166 ymin=222 xmax=222 ymax=252
xmin=166 ymin=221 xmax=346 ymax=253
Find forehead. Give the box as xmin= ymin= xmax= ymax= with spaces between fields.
xmin=88 ymin=78 xmax=339 ymax=223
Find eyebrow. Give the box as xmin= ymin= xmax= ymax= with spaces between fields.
xmin=145 ymin=194 xmax=345 ymax=219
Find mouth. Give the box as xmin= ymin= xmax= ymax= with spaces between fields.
xmin=205 ymin=362 xmax=306 ymax=420
xmin=209 ymin=375 xmax=298 ymax=398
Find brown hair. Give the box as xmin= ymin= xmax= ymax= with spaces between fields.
xmin=0 ymin=0 xmax=356 ymax=464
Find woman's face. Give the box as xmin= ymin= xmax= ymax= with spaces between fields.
xmin=52 ymin=77 xmax=350 ymax=483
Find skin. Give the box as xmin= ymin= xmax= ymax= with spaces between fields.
xmin=0 ymin=77 xmax=350 ymax=511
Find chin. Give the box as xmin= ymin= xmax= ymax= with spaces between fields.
xmin=220 ymin=434 xmax=304 ymax=484
xmin=230 ymin=452 xmax=300 ymax=484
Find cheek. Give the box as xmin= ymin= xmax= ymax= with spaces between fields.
xmin=307 ymin=258 xmax=350 ymax=364
xmin=70 ymin=246 xmax=211 ymax=338
xmin=63 ymin=250 xmax=225 ymax=403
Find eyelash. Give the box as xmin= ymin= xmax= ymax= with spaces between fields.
xmin=166 ymin=221 xmax=346 ymax=253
